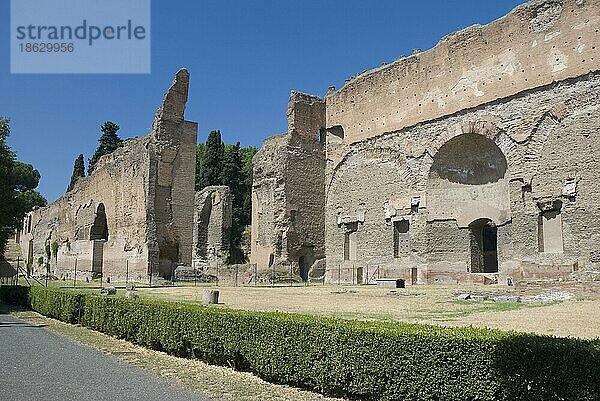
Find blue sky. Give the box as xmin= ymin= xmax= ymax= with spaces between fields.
xmin=0 ymin=0 xmax=525 ymax=202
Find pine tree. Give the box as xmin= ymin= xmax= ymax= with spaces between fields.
xmin=88 ymin=121 xmax=122 ymax=175
xmin=240 ymin=146 xmax=257 ymax=226
xmin=201 ymin=130 xmax=224 ymax=187
xmin=0 ymin=118 xmax=47 ymax=257
xmin=194 ymin=143 xmax=206 ymax=191
xmin=193 ymin=131 xmax=257 ymax=263
xmin=67 ymin=154 xmax=85 ymax=191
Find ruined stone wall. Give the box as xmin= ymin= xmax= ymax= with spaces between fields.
xmin=20 ymin=69 xmax=197 ymax=282
xmin=248 ymin=0 xmax=600 ymax=284
xmin=325 ymin=72 xmax=600 ymax=284
xmin=250 ymin=92 xmax=326 ymax=280
xmin=193 ymin=186 xmax=232 ymax=263
xmin=326 ymin=0 xmax=599 ymax=146
xmin=320 ymin=0 xmax=600 ymax=284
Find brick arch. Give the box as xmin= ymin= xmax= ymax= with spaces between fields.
xmin=426 ymin=120 xmax=500 ymax=159
xmin=420 ymin=120 xmax=524 ymax=183
xmin=326 ymin=147 xmax=412 ymax=201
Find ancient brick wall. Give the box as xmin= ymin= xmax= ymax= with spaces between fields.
xmin=326 ymin=0 xmax=599 ymax=145
xmin=325 ymin=73 xmax=600 ymax=284
xmin=249 ymin=0 xmax=599 ymax=284
xmin=20 ymin=69 xmax=197 ymax=283
xmin=318 ymin=0 xmax=600 ymax=284
xmin=250 ymin=92 xmax=326 ymax=280
xmin=193 ymin=186 xmax=232 ymax=263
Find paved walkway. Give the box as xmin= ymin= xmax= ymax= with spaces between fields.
xmin=0 ymin=308 xmax=211 ymax=401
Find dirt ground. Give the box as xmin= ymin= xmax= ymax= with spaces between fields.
xmin=136 ymin=281 xmax=600 ymax=339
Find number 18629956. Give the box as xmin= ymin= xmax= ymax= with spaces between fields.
xmin=19 ymin=43 xmax=74 ymax=52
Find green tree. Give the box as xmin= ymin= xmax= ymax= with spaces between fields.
xmin=0 ymin=118 xmax=47 ymax=257
xmin=88 ymin=121 xmax=122 ymax=175
xmin=220 ymin=142 xmax=245 ymax=261
xmin=11 ymin=162 xmax=46 ymax=223
xmin=14 ymin=190 xmax=47 ymax=218
xmin=194 ymin=131 xmax=257 ymax=263
xmin=194 ymin=143 xmax=206 ymax=191
xmin=200 ymin=130 xmax=224 ymax=187
xmin=12 ymin=161 xmax=40 ymax=192
xmin=0 ymin=117 xmax=15 ymax=256
xmin=239 ymin=146 xmax=257 ymax=226
xmin=67 ymin=154 xmax=85 ymax=191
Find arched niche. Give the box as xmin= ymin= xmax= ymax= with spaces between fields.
xmin=426 ymin=133 xmax=510 ymax=227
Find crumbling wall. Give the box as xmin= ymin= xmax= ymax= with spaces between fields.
xmin=250 ymin=92 xmax=326 ymax=280
xmin=319 ymin=0 xmax=600 ymax=284
xmin=326 ymin=0 xmax=599 ymax=145
xmin=193 ymin=185 xmax=232 ymax=262
xmin=324 ymin=72 xmax=600 ymax=284
xmin=147 ymin=69 xmax=197 ymax=277
xmin=20 ymin=69 xmax=197 ymax=282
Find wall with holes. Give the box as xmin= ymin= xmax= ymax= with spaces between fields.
xmin=325 ymin=0 xmax=599 ymax=148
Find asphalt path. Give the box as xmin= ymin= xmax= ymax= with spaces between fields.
xmin=0 ymin=308 xmax=211 ymax=401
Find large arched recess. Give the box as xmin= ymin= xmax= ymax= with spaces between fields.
xmin=426 ymin=133 xmax=510 ymax=228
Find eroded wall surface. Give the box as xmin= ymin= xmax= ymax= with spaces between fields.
xmin=251 ymin=92 xmax=326 ymax=280
xmin=193 ymin=186 xmax=232 ymax=263
xmin=326 ymin=73 xmax=600 ymax=284
xmin=326 ymin=0 xmax=599 ymax=145
xmin=20 ymin=69 xmax=197 ymax=282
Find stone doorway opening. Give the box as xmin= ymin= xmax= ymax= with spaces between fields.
xmin=90 ymin=203 xmax=108 ymax=277
xmin=298 ymin=247 xmax=315 ymax=282
xmin=469 ymin=218 xmax=498 ymax=273
xmin=90 ymin=203 xmax=108 ymax=241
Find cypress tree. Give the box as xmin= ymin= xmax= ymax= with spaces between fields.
xmin=67 ymin=154 xmax=85 ymax=191
xmin=201 ymin=130 xmax=224 ymax=187
xmin=88 ymin=121 xmax=122 ymax=175
xmin=220 ymin=142 xmax=245 ymax=262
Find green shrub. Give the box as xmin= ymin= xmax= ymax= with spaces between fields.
xmin=29 ymin=286 xmax=82 ymax=324
xmin=0 ymin=285 xmax=30 ymax=306
xmin=0 ymin=285 xmax=598 ymax=400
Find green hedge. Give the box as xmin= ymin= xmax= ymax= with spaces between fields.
xmin=1 ymin=285 xmax=599 ymax=401
xmin=0 ymin=284 xmax=30 ymax=306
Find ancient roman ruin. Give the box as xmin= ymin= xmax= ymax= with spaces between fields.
xmin=19 ymin=0 xmax=600 ymax=286
xmin=251 ymin=0 xmax=600 ymax=284
xmin=20 ymin=69 xmax=198 ymax=282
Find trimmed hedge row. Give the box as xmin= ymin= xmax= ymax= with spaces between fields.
xmin=1 ymin=285 xmax=599 ymax=401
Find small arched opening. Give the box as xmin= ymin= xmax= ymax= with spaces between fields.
xmin=90 ymin=203 xmax=108 ymax=277
xmin=90 ymin=203 xmax=108 ymax=241
xmin=468 ymin=218 xmax=498 ymax=273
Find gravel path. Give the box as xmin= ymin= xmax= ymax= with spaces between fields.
xmin=0 ymin=309 xmax=211 ymax=401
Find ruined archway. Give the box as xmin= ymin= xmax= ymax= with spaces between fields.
xmin=90 ymin=203 xmax=108 ymax=241
xmin=90 ymin=203 xmax=108 ymax=277
xmin=426 ymin=133 xmax=510 ymax=227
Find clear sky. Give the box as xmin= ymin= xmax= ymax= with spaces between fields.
xmin=0 ymin=0 xmax=526 ymax=202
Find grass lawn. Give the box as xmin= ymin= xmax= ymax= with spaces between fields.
xmin=23 ymin=279 xmax=600 ymax=339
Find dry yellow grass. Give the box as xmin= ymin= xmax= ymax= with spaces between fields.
xmin=138 ymin=283 xmax=600 ymax=339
